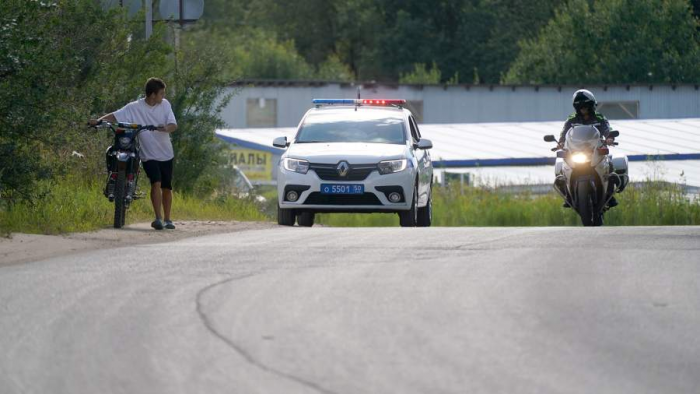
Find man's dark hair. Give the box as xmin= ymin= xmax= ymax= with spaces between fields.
xmin=145 ymin=77 xmax=166 ymax=97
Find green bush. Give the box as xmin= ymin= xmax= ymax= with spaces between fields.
xmin=0 ymin=176 xmax=268 ymax=235
xmin=316 ymin=181 xmax=700 ymax=227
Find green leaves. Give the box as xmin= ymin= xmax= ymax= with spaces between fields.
xmin=504 ymin=0 xmax=700 ymax=84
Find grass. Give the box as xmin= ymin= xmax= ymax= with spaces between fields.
xmin=0 ymin=177 xmax=270 ymax=235
xmin=2 ymin=178 xmax=698 ymax=235
xmin=316 ymin=181 xmax=700 ymax=227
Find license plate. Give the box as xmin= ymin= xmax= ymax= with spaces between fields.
xmin=320 ymin=184 xmax=364 ymax=194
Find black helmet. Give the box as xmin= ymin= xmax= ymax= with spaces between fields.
xmin=572 ymin=89 xmax=597 ymax=112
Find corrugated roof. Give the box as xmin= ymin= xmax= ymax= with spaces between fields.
xmin=215 ymin=118 xmax=700 ymax=186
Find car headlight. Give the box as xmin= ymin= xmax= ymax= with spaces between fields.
xmin=378 ymin=159 xmax=408 ymax=175
xmin=571 ymin=152 xmax=590 ymax=164
xmin=282 ymin=158 xmax=310 ymax=174
xmin=119 ymin=137 xmax=132 ymax=146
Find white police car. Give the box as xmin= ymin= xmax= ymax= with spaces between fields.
xmin=273 ymin=99 xmax=433 ymax=227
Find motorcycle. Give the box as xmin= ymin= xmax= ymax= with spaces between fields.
xmin=544 ymin=125 xmax=629 ymax=226
xmin=89 ymin=121 xmax=156 ymax=228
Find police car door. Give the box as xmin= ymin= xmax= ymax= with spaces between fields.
xmin=409 ymin=116 xmax=429 ymax=204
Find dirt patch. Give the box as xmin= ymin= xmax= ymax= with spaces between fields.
xmin=0 ymin=220 xmax=277 ymax=267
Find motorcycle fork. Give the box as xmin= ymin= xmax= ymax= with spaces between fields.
xmin=571 ymin=175 xmax=601 ymax=214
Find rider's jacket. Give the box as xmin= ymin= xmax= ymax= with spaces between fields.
xmin=559 ymin=111 xmax=611 ymax=143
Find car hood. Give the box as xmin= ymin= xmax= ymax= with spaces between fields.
xmin=286 ymin=143 xmax=408 ymax=164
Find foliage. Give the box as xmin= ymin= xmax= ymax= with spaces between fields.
xmin=167 ymin=27 xmax=233 ymax=194
xmin=0 ymin=0 xmax=171 ymax=203
xmin=504 ymin=0 xmax=700 ymax=84
xmin=0 ymin=0 xmax=235 ymax=204
xmin=0 ymin=176 xmax=268 ymax=235
xmin=399 ymin=62 xmax=442 ymax=84
xmin=198 ymin=0 xmax=568 ymax=83
xmin=316 ymin=181 xmax=700 ymax=227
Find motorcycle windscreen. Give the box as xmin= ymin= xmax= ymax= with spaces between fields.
xmin=567 ymin=125 xmax=600 ymax=149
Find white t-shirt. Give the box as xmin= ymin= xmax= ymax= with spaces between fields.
xmin=113 ymin=98 xmax=177 ymax=161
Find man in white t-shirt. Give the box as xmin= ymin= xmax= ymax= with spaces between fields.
xmin=90 ymin=78 xmax=178 ymax=230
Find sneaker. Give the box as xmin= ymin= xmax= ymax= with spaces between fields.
xmin=151 ymin=219 xmax=164 ymax=230
xmin=164 ymin=220 xmax=175 ymax=230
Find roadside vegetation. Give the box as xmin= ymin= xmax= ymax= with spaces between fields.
xmin=317 ymin=180 xmax=700 ymax=227
xmin=2 ymin=1 xmax=700 ymax=235
xmin=2 ymin=176 xmax=698 ymax=235
xmin=0 ymin=177 xmax=266 ymax=235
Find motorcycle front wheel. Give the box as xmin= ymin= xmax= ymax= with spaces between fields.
xmin=113 ymin=170 xmax=127 ymax=228
xmin=576 ymin=181 xmax=595 ymax=227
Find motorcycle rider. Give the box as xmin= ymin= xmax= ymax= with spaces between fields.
xmin=557 ymin=89 xmax=618 ymax=208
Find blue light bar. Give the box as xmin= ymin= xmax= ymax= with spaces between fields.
xmin=312 ymin=99 xmax=357 ymax=105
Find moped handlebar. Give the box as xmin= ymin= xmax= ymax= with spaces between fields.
xmin=88 ymin=120 xmax=157 ymax=132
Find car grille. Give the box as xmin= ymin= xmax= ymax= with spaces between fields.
xmin=309 ymin=163 xmax=376 ymax=181
xmin=304 ymin=192 xmax=382 ymax=205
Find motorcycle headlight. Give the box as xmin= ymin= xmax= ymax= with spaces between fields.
xmin=378 ymin=159 xmax=408 ymax=175
xmin=282 ymin=158 xmax=310 ymax=174
xmin=571 ymin=152 xmax=590 ymax=164
xmin=119 ymin=137 xmax=132 ymax=147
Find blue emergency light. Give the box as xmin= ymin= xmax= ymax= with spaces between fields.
xmin=312 ymin=99 xmax=357 ymax=105
xmin=312 ymin=99 xmax=407 ymax=106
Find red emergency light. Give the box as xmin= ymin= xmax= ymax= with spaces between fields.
xmin=361 ymin=99 xmax=406 ymax=106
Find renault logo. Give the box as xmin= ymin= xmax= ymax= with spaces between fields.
xmin=337 ymin=161 xmax=350 ymax=177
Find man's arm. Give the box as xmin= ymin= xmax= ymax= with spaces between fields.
xmin=558 ymin=119 xmax=571 ymax=144
xmin=599 ymin=117 xmax=611 ymax=139
xmin=99 ymin=113 xmax=117 ymax=123
xmin=157 ymin=123 xmax=178 ymax=133
xmin=88 ymin=113 xmax=117 ymax=126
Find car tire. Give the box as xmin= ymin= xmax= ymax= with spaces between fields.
xmin=297 ymin=211 xmax=315 ymax=227
xmin=277 ymin=205 xmax=296 ymax=226
xmin=399 ymin=185 xmax=418 ymax=227
xmin=417 ymin=193 xmax=432 ymax=227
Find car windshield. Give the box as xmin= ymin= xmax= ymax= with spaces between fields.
xmin=296 ymin=110 xmax=406 ymax=144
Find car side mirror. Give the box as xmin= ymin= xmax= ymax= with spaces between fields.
xmin=415 ymin=139 xmax=433 ymax=150
xmin=273 ymin=136 xmax=289 ymax=148
xmin=543 ymin=135 xmax=557 ymax=142
xmin=609 ymin=130 xmax=619 ymax=138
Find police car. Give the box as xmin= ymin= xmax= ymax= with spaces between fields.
xmin=273 ymin=99 xmax=433 ymax=227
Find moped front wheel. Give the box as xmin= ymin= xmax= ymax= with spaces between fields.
xmin=113 ymin=170 xmax=127 ymax=228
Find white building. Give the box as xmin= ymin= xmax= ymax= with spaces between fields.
xmin=220 ymin=80 xmax=700 ymax=128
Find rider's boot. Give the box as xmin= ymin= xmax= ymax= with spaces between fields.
xmin=607 ymin=196 xmax=619 ymax=208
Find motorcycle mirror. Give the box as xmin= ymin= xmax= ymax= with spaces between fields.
xmin=609 ymin=130 xmax=620 ymax=138
xmin=543 ymin=135 xmax=557 ymax=142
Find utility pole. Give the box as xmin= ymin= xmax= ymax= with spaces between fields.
xmin=145 ymin=0 xmax=152 ymax=39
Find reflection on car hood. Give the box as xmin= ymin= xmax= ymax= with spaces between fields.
xmin=286 ymin=142 xmax=408 ymax=164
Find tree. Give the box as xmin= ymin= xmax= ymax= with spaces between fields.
xmin=0 ymin=0 xmax=235 ymax=204
xmin=504 ymin=0 xmax=700 ymax=84
xmin=399 ymin=62 xmax=442 ymax=84
xmin=0 ymin=0 xmax=169 ymax=203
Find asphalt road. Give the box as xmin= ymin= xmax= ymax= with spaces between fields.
xmin=1 ymin=226 xmax=699 ymax=394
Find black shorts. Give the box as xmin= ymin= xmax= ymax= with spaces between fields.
xmin=142 ymin=159 xmax=173 ymax=189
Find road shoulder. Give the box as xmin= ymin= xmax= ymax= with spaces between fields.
xmin=0 ymin=220 xmax=276 ymax=268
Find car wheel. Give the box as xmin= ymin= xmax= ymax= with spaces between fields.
xmin=277 ymin=205 xmax=296 ymax=226
xmin=297 ymin=211 xmax=315 ymax=227
xmin=399 ymin=184 xmax=418 ymax=227
xmin=417 ymin=193 xmax=432 ymax=227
